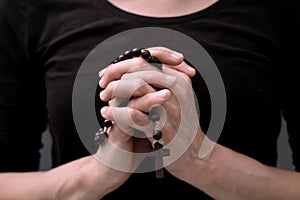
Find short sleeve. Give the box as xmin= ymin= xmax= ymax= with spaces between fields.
xmin=0 ymin=0 xmax=47 ymax=172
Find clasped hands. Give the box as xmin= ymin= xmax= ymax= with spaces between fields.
xmin=97 ymin=47 xmax=215 ymax=183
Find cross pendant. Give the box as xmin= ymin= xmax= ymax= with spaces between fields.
xmin=151 ymin=148 xmax=170 ymax=179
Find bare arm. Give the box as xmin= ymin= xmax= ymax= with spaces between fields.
xmin=0 ymin=156 xmax=118 ymax=200
xmin=100 ymin=59 xmax=300 ymax=199
xmin=0 ymin=47 xmax=190 ymax=200
xmin=183 ymin=140 xmax=300 ymax=200
xmin=0 ymin=136 xmax=135 ymax=200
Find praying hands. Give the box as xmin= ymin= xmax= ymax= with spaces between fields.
xmin=98 ymin=47 xmax=300 ymax=200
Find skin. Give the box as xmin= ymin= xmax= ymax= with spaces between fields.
xmin=99 ymin=47 xmax=300 ymax=200
xmin=107 ymin=0 xmax=220 ymax=17
xmin=0 ymin=47 xmax=190 ymax=200
xmin=0 ymin=1 xmax=298 ymax=199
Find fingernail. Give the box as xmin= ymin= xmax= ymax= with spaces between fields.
xmin=101 ymin=107 xmax=107 ymax=115
xmin=157 ymin=90 xmax=167 ymax=98
xmin=98 ymin=68 xmax=106 ymax=77
xmin=188 ymin=67 xmax=196 ymax=74
xmin=99 ymin=78 xmax=105 ymax=88
xmin=99 ymin=91 xmax=106 ymax=101
xmin=171 ymin=52 xmax=183 ymax=60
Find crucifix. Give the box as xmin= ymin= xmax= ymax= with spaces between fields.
xmin=150 ymin=144 xmax=170 ymax=178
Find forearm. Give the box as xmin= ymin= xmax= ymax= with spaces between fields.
xmin=188 ymin=143 xmax=300 ymax=200
xmin=0 ymin=156 xmax=114 ymax=200
xmin=0 ymin=171 xmax=54 ymax=199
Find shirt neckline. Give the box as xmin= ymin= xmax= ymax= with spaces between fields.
xmin=101 ymin=0 xmax=229 ymax=25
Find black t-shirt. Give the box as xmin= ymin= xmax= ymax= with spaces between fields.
xmin=0 ymin=0 xmax=299 ymax=199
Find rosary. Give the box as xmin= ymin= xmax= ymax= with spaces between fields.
xmin=95 ymin=48 xmax=170 ymax=178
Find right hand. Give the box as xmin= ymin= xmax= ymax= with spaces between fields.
xmin=93 ymin=47 xmax=191 ymax=195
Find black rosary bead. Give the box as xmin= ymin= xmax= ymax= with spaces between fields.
xmin=103 ymin=119 xmax=112 ymax=128
xmin=132 ymin=48 xmax=142 ymax=57
xmin=153 ymin=141 xmax=163 ymax=150
xmin=140 ymin=49 xmax=151 ymax=59
xmin=112 ymin=48 xmax=161 ymax=65
xmin=118 ymin=54 xmax=126 ymax=62
xmin=112 ymin=58 xmax=120 ymax=64
xmin=124 ymin=50 xmax=134 ymax=59
xmin=153 ymin=130 xmax=162 ymax=140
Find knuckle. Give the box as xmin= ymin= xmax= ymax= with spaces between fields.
xmin=135 ymin=78 xmax=146 ymax=88
xmin=145 ymin=94 xmax=153 ymax=108
xmin=105 ymin=81 xmax=117 ymax=98
xmin=108 ymin=63 xmax=124 ymax=80
xmin=128 ymin=106 xmax=149 ymax=127
xmin=110 ymin=65 xmax=120 ymax=79
xmin=139 ymin=84 xmax=151 ymax=94
xmin=131 ymin=58 xmax=147 ymax=71
xmin=105 ymin=65 xmax=113 ymax=76
xmin=127 ymin=99 xmax=136 ymax=108
xmin=128 ymin=108 xmax=142 ymax=125
xmin=121 ymin=73 xmax=128 ymax=80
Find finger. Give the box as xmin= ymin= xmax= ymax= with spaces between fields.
xmin=98 ymin=67 xmax=107 ymax=77
xmin=101 ymin=106 xmax=153 ymax=133
xmin=99 ymin=79 xmax=156 ymax=102
xmin=162 ymin=66 xmax=195 ymax=105
xmin=121 ymin=70 xmax=177 ymax=89
xmin=100 ymin=71 xmax=177 ymax=102
xmin=98 ymin=46 xmax=183 ymax=81
xmin=99 ymin=47 xmax=196 ymax=88
xmin=164 ymin=61 xmax=196 ymax=77
xmin=128 ymin=89 xmax=171 ymax=113
xmin=147 ymin=46 xmax=184 ymax=65
xmin=148 ymin=47 xmax=196 ymax=77
xmin=99 ymin=58 xmax=158 ymax=88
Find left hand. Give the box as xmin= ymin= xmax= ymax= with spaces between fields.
xmin=100 ymin=64 xmax=209 ymax=183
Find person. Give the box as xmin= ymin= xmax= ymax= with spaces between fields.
xmin=98 ymin=47 xmax=300 ymax=200
xmin=0 ymin=0 xmax=299 ymax=199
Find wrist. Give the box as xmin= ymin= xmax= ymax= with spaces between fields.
xmin=181 ymin=134 xmax=219 ymax=189
xmin=50 ymin=156 xmax=113 ymax=200
xmin=84 ymin=155 xmax=131 ymax=197
xmin=185 ymin=142 xmax=226 ymax=196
